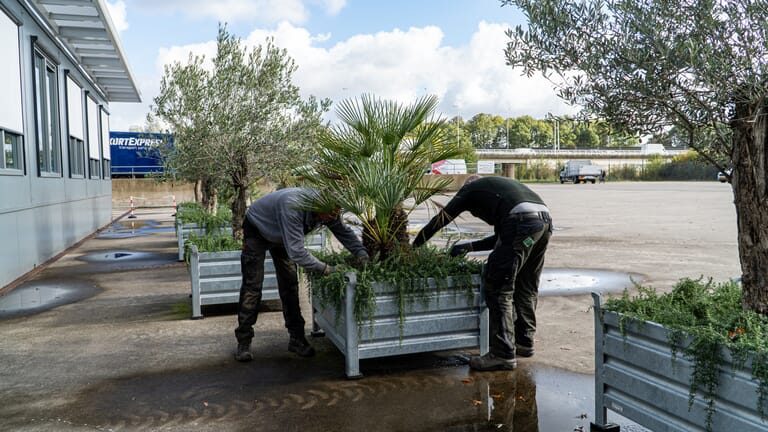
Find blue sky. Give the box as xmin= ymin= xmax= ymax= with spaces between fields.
xmin=106 ymin=0 xmax=576 ymax=130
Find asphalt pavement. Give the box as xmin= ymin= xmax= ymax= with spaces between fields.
xmin=0 ymin=181 xmax=739 ymax=431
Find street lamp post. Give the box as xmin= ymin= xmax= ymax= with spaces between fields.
xmin=546 ymin=112 xmax=560 ymax=151
xmin=456 ymin=117 xmax=460 ymax=146
xmin=505 ymin=117 xmax=509 ymax=149
xmin=453 ymin=104 xmax=461 ymax=147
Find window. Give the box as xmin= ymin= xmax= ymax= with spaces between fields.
xmin=68 ymin=136 xmax=85 ymax=177
xmin=1 ymin=129 xmax=22 ymax=171
xmin=86 ymin=96 xmax=100 ymax=179
xmin=100 ymin=108 xmax=110 ymax=179
xmin=89 ymin=157 xmax=100 ymax=178
xmin=33 ymin=49 xmax=61 ymax=176
xmin=66 ymin=76 xmax=85 ymax=178
xmin=1 ymin=7 xmax=23 ymax=174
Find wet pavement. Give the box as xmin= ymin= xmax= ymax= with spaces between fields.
xmin=0 ymin=182 xmax=740 ymax=431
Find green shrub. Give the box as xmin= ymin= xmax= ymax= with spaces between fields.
xmin=183 ymin=232 xmax=241 ymax=261
xmin=176 ymin=202 xmax=232 ymax=233
xmin=311 ymin=246 xmax=483 ymax=334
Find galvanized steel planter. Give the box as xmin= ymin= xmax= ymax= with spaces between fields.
xmin=188 ymin=245 xmax=279 ymax=319
xmin=175 ymin=219 xmax=231 ymax=261
xmin=312 ymin=272 xmax=488 ymax=379
xmin=187 ymin=232 xmax=326 ymax=318
xmin=591 ymin=292 xmax=768 ymax=432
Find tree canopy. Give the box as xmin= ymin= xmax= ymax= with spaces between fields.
xmin=501 ymin=0 xmax=768 ymax=312
xmin=149 ymin=25 xmax=330 ymax=238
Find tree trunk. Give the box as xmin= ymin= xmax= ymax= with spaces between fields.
xmin=230 ymin=160 xmax=250 ymax=242
xmin=732 ymin=99 xmax=768 ymax=314
xmin=362 ymin=205 xmax=410 ymax=261
xmin=200 ymin=176 xmax=217 ymax=213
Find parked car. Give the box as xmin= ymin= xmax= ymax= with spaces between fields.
xmin=717 ymin=169 xmax=732 ymax=183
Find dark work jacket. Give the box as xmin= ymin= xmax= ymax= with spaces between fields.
xmin=412 ymin=177 xmax=546 ymax=248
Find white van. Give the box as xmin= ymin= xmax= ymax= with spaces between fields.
xmin=431 ymin=159 xmax=467 ymax=174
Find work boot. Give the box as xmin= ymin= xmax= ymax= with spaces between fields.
xmin=515 ymin=344 xmax=534 ymax=358
xmin=288 ymin=335 xmax=316 ymax=357
xmin=469 ymin=352 xmax=517 ymax=371
xmin=235 ymin=343 xmax=253 ymax=362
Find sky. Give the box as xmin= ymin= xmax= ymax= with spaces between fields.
xmin=104 ymin=0 xmax=578 ymax=131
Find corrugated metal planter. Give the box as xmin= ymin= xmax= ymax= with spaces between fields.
xmin=312 ymin=272 xmax=488 ymax=379
xmin=187 ymin=232 xmax=327 ymax=318
xmin=175 ymin=219 xmax=231 ymax=261
xmin=188 ymin=245 xmax=279 ymax=319
xmin=591 ymin=293 xmax=768 ymax=432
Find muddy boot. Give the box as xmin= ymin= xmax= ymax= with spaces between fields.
xmin=469 ymin=352 xmax=517 ymax=371
xmin=288 ymin=335 xmax=316 ymax=357
xmin=235 ymin=343 xmax=253 ymax=362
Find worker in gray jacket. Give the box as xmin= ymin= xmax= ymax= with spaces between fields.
xmin=235 ymin=188 xmax=369 ymax=362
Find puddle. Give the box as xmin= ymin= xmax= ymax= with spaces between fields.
xmin=0 ymin=281 xmax=99 ymax=318
xmin=53 ymin=352 xmax=647 ymax=431
xmin=79 ymin=251 xmax=156 ymax=262
xmin=96 ymin=219 xmax=174 ymax=239
xmin=69 ymin=250 xmax=178 ymax=273
xmin=539 ymin=269 xmax=641 ymax=296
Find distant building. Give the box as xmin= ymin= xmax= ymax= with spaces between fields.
xmin=0 ymin=0 xmax=140 ymax=289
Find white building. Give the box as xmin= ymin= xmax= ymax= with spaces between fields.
xmin=0 ymin=0 xmax=140 ymax=289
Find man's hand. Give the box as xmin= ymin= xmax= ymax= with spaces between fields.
xmin=449 ymin=243 xmax=472 ymax=257
xmin=322 ymin=264 xmax=337 ymax=276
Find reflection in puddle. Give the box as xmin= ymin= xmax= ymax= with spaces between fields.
xmin=96 ymin=219 xmax=174 ymax=239
xmin=79 ymin=251 xmax=156 ymax=262
xmin=58 ymin=351 xmax=647 ymax=431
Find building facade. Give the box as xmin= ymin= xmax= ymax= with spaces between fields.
xmin=0 ymin=0 xmax=140 ymax=289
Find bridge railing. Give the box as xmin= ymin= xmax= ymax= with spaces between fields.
xmin=476 ymin=148 xmax=688 ymax=157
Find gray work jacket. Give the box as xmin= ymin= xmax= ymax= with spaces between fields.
xmin=244 ymin=188 xmax=368 ymax=273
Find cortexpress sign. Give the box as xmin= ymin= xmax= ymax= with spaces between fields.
xmin=109 ymin=131 xmax=173 ymax=175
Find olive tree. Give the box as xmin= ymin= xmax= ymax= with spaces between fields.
xmin=150 ymin=25 xmax=330 ymax=238
xmin=206 ymin=27 xmax=329 ymax=239
xmin=149 ymin=54 xmax=223 ymax=211
xmin=501 ymin=0 xmax=767 ymax=312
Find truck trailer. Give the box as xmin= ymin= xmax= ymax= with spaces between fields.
xmin=559 ymin=160 xmax=603 ymax=184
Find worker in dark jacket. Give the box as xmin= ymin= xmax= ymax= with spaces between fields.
xmin=412 ymin=176 xmax=552 ymax=370
xmin=235 ymin=188 xmax=369 ymax=362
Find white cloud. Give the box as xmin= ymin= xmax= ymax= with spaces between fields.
xmin=314 ymin=0 xmax=346 ymax=15
xmin=251 ymin=20 xmax=575 ymax=120
xmin=112 ymin=20 xmax=576 ymax=130
xmin=129 ymin=0 xmax=320 ymax=25
xmin=105 ymin=1 xmax=129 ymax=33
xmin=156 ymin=41 xmax=218 ymax=73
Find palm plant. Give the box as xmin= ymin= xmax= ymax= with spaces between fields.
xmin=298 ymin=94 xmax=463 ymax=261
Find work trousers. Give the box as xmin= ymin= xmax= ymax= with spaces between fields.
xmin=234 ymin=220 xmax=306 ymax=345
xmin=484 ymin=212 xmax=552 ymax=359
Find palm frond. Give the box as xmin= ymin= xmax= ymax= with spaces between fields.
xmin=302 ymin=94 xmax=462 ymax=260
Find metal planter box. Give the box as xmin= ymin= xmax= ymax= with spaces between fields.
xmin=175 ymin=220 xmax=232 ymax=261
xmin=187 ymin=232 xmax=327 ymax=318
xmin=188 ymin=245 xmax=279 ymax=319
xmin=312 ymin=273 xmax=488 ymax=379
xmin=591 ymin=293 xmax=768 ymax=432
